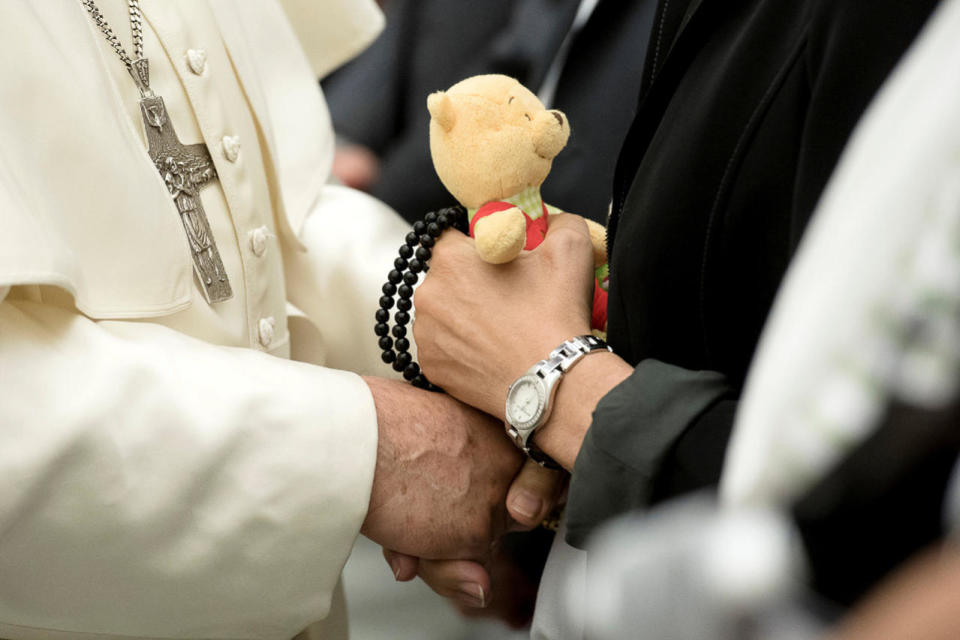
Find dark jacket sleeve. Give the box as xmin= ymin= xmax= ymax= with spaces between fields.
xmin=565 ymin=359 xmax=734 ymax=548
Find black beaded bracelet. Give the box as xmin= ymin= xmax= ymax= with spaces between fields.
xmin=375 ymin=205 xmax=468 ymax=391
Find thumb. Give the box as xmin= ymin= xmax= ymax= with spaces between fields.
xmin=506 ymin=458 xmax=565 ymax=530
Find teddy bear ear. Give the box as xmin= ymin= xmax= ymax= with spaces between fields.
xmin=427 ymin=92 xmax=456 ymax=132
xmin=533 ymin=109 xmax=570 ymax=159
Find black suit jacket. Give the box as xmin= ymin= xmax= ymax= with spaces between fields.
xmin=607 ymin=0 xmax=938 ymax=381
xmin=567 ymin=0 xmax=940 ymax=598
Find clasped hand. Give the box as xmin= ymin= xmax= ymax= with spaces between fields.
xmin=362 ymin=377 xmax=563 ymax=612
xmin=373 ymin=214 xmax=597 ymax=618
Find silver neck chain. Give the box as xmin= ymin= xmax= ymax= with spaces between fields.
xmin=80 ymin=0 xmax=144 ymax=70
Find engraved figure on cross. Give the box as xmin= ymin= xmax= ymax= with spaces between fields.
xmin=140 ymin=94 xmax=232 ymax=303
xmin=161 ymin=157 xmax=225 ymax=287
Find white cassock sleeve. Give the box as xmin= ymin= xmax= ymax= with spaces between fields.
xmin=284 ymin=183 xmax=414 ymax=376
xmin=0 ymin=296 xmax=377 ymax=640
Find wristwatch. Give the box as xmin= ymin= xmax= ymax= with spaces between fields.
xmin=504 ymin=334 xmax=612 ymax=467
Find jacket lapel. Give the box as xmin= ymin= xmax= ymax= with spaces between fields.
xmin=608 ymin=0 xmax=713 ymax=256
xmin=642 ymin=0 xmax=707 ymax=93
xmin=674 ymin=0 xmax=706 ymax=48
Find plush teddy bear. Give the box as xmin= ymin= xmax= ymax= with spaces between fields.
xmin=427 ymin=74 xmax=609 ymax=331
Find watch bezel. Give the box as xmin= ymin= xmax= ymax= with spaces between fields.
xmin=505 ymin=373 xmax=548 ymax=436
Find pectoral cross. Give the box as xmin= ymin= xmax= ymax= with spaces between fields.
xmin=133 ymin=59 xmax=232 ymax=304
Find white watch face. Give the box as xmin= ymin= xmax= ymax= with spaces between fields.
xmin=507 ymin=376 xmax=545 ymax=431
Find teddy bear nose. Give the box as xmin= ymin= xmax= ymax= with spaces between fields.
xmin=552 ymin=111 xmax=565 ymax=126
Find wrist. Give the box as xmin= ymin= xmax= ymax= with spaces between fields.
xmin=531 ymin=352 xmax=632 ymax=471
xmin=503 ymin=333 xmax=625 ymax=471
xmin=360 ymin=376 xmax=523 ymax=559
xmin=498 ymin=322 xmax=592 ymax=417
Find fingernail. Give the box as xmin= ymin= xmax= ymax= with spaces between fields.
xmin=510 ymin=490 xmax=543 ymax=521
xmin=457 ymin=583 xmax=486 ymax=608
xmin=390 ymin=559 xmax=402 ymax=581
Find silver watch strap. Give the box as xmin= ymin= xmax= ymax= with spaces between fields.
xmin=540 ymin=334 xmax=611 ymax=376
xmin=507 ymin=334 xmax=612 ymax=467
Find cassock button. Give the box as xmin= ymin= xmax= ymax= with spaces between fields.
xmin=222 ymin=135 xmax=241 ymax=163
xmin=249 ymin=226 xmax=270 ymax=257
xmin=258 ymin=316 xmax=276 ymax=348
xmin=186 ymin=49 xmax=207 ymax=75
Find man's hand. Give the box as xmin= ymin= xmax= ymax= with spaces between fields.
xmin=413 ymin=213 xmax=595 ymax=420
xmin=382 ymin=459 xmax=564 ymax=611
xmin=361 ymin=377 xmax=524 ymax=561
xmin=375 ymin=213 xmax=612 ymax=617
xmin=415 ymin=212 xmax=633 ymax=471
xmin=407 ymin=528 xmax=555 ymax=626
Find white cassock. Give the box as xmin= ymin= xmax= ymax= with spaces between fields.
xmin=0 ymin=1 xmax=411 ymax=638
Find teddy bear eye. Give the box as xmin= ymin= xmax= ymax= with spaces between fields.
xmin=507 ymin=95 xmax=531 ymax=119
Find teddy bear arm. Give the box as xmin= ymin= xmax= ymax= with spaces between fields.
xmin=474 ymin=207 xmax=526 ymax=264
xmin=584 ymin=218 xmax=609 ymax=269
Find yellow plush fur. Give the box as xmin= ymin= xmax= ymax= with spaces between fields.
xmin=428 ymin=75 xmax=567 ymax=209
xmin=428 ymin=74 xmax=606 ymax=266
xmin=473 ymin=207 xmax=527 ymax=264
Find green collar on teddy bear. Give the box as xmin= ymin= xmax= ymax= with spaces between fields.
xmin=467 ymin=185 xmax=563 ymax=222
